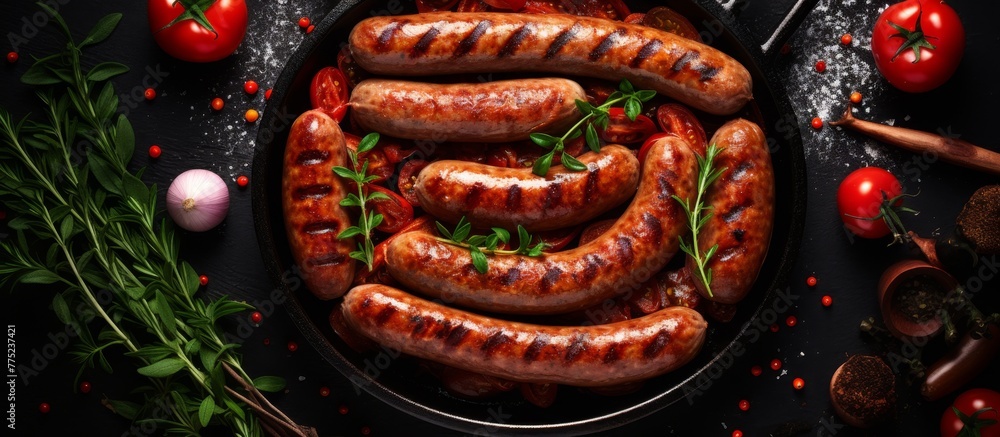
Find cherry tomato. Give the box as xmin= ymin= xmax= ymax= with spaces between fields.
xmin=416 ymin=0 xmax=460 ymax=12
xmin=520 ymin=383 xmax=558 ymax=408
xmin=6 ymin=52 xmax=18 ymax=64
xmin=521 ymin=0 xmax=567 ymax=14
xmin=344 ymin=133 xmax=395 ymax=184
xmin=367 ymin=185 xmax=414 ymax=233
xmin=598 ymin=107 xmax=657 ymax=145
xmin=623 ymin=13 xmax=646 ymax=24
xmin=836 ymin=167 xmax=904 ymax=239
xmin=840 ymin=33 xmax=853 ymax=46
xmin=567 ymin=0 xmax=630 ymax=20
xmin=310 ymin=67 xmax=350 ymax=122
xmin=244 ymin=80 xmax=259 ymax=95
xmin=482 ymin=0 xmax=526 ymax=10
xmin=871 ymin=0 xmax=965 ymax=93
xmin=244 ymin=109 xmax=259 ymax=123
xmin=337 ymin=46 xmax=368 ymax=90
xmin=579 ymin=219 xmax=615 ymax=246
xmin=147 ymin=0 xmax=248 ymax=63
xmin=485 ymin=146 xmax=519 ymax=168
xmin=941 ymin=388 xmax=1000 ymax=437
xmin=535 ymin=225 xmax=582 ymax=253
xmin=456 ymin=0 xmax=492 ymax=12
xmin=297 ymin=17 xmax=311 ymax=29
xmin=211 ymin=97 xmax=224 ymax=111
xmin=144 ymin=88 xmax=156 ymax=100
xmin=396 ymin=159 xmax=430 ymax=207
xmin=656 ymin=103 xmax=707 ymax=154
xmin=637 ymin=133 xmax=672 ymax=165
xmin=642 ymin=7 xmax=702 ymax=42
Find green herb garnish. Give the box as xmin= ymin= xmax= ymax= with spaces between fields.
xmin=529 ymin=79 xmax=656 ymax=176
xmin=333 ymin=132 xmax=387 ymax=271
xmin=435 ymin=217 xmax=546 ymax=273
xmin=0 ymin=5 xmax=308 ymax=436
xmin=673 ymin=143 xmax=726 ymax=297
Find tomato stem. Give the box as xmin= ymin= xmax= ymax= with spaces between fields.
xmin=887 ymin=8 xmax=937 ymax=63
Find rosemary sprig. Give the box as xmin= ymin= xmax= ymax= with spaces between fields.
xmin=529 ymin=79 xmax=656 ymax=176
xmin=333 ymin=132 xmax=387 ymax=271
xmin=435 ymin=217 xmax=546 ymax=273
xmin=0 ymin=5 xmax=309 ymax=436
xmin=672 ymin=143 xmax=726 ymax=298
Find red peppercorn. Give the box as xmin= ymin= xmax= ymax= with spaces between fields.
xmin=750 ymin=365 xmax=762 ymax=377
xmin=769 ymin=324 xmax=779 ymax=333
xmin=148 ymin=145 xmax=162 ymax=159
xmin=733 ymin=430 xmax=743 ymax=437
xmin=850 ymin=91 xmax=863 ymax=104
xmin=244 ymin=80 xmax=259 ymax=95
xmin=338 ymin=405 xmax=349 ymax=415
xmin=39 ymin=403 xmax=50 ymax=413
xmin=6 ymin=51 xmax=18 ymax=63
xmin=298 ymin=17 xmax=311 ymax=28
xmin=806 ymin=275 xmax=817 ymax=287
xmin=738 ymin=399 xmax=750 ymax=411
xmin=211 ymin=97 xmax=225 ymax=111
xmin=815 ymin=60 xmax=826 ymax=73
xmin=79 ymin=381 xmax=92 ymax=394
xmin=250 ymin=311 xmax=263 ymax=324
xmin=793 ymin=377 xmax=805 ymax=390
xmin=287 ymin=341 xmax=298 ymax=352
xmin=263 ymin=338 xmax=270 ymax=346
xmin=822 ymin=295 xmax=833 ymax=307
xmin=144 ymin=88 xmax=156 ymax=100
xmin=319 ymin=386 xmax=330 ymax=397
xmin=237 ymin=175 xmax=250 ymax=188
xmin=361 ymin=426 xmax=372 ymax=435
xmin=770 ymin=359 xmax=782 ymax=371
xmin=199 ymin=274 xmax=209 ymax=286
xmin=245 ymin=109 xmax=260 ymax=123
xmin=811 ymin=117 xmax=823 ymax=130
xmin=264 ymin=89 xmax=273 ymax=100
xmin=786 ymin=315 xmax=798 ymax=327
xmin=841 ymin=33 xmax=853 ymax=46
xmin=306 ymin=25 xmax=315 ymax=34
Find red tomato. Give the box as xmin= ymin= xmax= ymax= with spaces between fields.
xmin=579 ymin=219 xmax=615 ymax=246
xmin=486 ymin=146 xmax=519 ymax=168
xmin=148 ymin=0 xmax=247 ymax=63
xmin=337 ymin=46 xmax=368 ymax=90
xmin=367 ymin=185 xmax=414 ymax=234
xmin=656 ymin=103 xmax=707 ymax=155
xmin=521 ymin=0 xmax=570 ymax=14
xmin=836 ymin=167 xmax=904 ymax=239
xmin=599 ymin=108 xmax=657 ymax=145
xmin=482 ymin=0 xmax=526 ymax=10
xmin=568 ymin=0 xmax=630 ymax=20
xmin=457 ymin=0 xmax=492 ymax=12
xmin=642 ymin=6 xmax=702 ymax=42
xmin=535 ymin=225 xmax=582 ymax=252
xmin=416 ymin=0 xmax=459 ymax=12
xmin=396 ymin=159 xmax=429 ymax=207
xmin=623 ymin=13 xmax=646 ymax=24
xmin=871 ymin=0 xmax=965 ymax=93
xmin=310 ymin=67 xmax=350 ymax=122
xmin=637 ymin=133 xmax=672 ymax=164
xmin=940 ymin=388 xmax=1000 ymax=437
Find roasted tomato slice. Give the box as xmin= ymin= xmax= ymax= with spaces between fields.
xmin=521 ymin=383 xmax=558 ymax=408
xmin=309 ymin=67 xmax=350 ymax=122
xmin=344 ymin=133 xmax=392 ymax=184
xmin=337 ymin=46 xmax=368 ymax=90
xmin=416 ymin=0 xmax=459 ymax=12
xmin=367 ymin=185 xmax=415 ymax=233
xmin=482 ymin=0 xmax=526 ymax=10
xmin=485 ymin=145 xmax=519 ymax=168
xmin=623 ymin=12 xmax=645 ymax=24
xmin=521 ymin=0 xmax=570 ymax=14
xmin=656 ymin=103 xmax=707 ymax=154
xmin=442 ymin=367 xmax=516 ymax=399
xmin=579 ymin=219 xmax=615 ymax=246
xmin=535 ymin=225 xmax=582 ymax=252
xmin=569 ymin=0 xmax=630 ymax=20
xmin=599 ymin=107 xmax=658 ymax=145
xmin=637 ymin=133 xmax=672 ymax=165
xmin=456 ymin=0 xmax=492 ymax=12
xmin=396 ymin=159 xmax=430 ymax=207
xmin=642 ymin=6 xmax=702 ymax=42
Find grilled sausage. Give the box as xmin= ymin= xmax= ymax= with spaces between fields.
xmin=689 ymin=119 xmax=774 ymax=304
xmin=348 ymin=12 xmax=752 ymax=115
xmin=385 ymin=135 xmax=698 ymax=314
xmin=349 ymin=77 xmax=587 ymax=142
xmin=415 ymin=144 xmax=640 ymax=231
xmin=283 ymin=110 xmax=356 ymax=299
xmin=340 ymin=284 xmax=708 ymax=386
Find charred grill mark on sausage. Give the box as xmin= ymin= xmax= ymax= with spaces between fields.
xmin=302 ymin=221 xmax=342 ymax=235
xmin=614 ymin=236 xmax=635 ymax=267
xmin=672 ymin=50 xmax=700 ymax=72
xmin=445 ymin=324 xmax=471 ymax=347
xmin=374 ymin=305 xmax=397 ymax=326
xmin=564 ymin=334 xmax=588 ymax=361
xmin=583 ymin=166 xmax=599 ymax=204
xmin=481 ymin=330 xmax=512 ymax=354
xmin=523 ymin=334 xmax=549 ymax=361
xmin=376 ymin=21 xmax=403 ymax=51
xmin=410 ymin=314 xmax=429 ymax=336
xmin=295 ymin=149 xmax=330 ymax=166
xmin=540 ymin=266 xmax=563 ymax=291
xmin=697 ymin=65 xmax=721 ymax=81
xmin=498 ymin=23 xmax=534 ymax=58
xmin=589 ymin=27 xmax=627 ymax=61
xmin=631 ymin=39 xmax=663 ymax=68
xmin=293 ymin=184 xmax=332 ymax=200
xmin=454 ymin=19 xmax=492 ymax=58
xmin=545 ymin=22 xmax=582 ymax=60
xmin=643 ymin=329 xmax=672 ymax=358
xmin=308 ymin=252 xmax=348 ymax=267
xmin=505 ymin=185 xmax=522 ymax=210
xmin=602 ymin=343 xmax=622 ymax=364
xmin=412 ymin=26 xmax=441 ymax=58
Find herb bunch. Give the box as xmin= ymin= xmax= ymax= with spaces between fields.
xmin=436 ymin=217 xmax=546 ymax=273
xmin=529 ymin=79 xmax=656 ymax=176
xmin=333 ymin=132 xmax=386 ymax=271
xmin=0 ymin=5 xmax=310 ymax=436
xmin=673 ymin=144 xmax=726 ymax=297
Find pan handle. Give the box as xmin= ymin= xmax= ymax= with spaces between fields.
xmin=719 ymin=0 xmax=822 ymax=58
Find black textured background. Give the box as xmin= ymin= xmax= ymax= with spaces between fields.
xmin=2 ymin=0 xmax=999 ymax=436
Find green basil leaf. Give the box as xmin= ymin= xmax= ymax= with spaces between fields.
xmin=561 ymin=152 xmax=587 ymax=172
xmin=21 ymin=63 xmax=61 ymax=86
xmin=332 ymin=166 xmax=356 ymax=179
xmin=114 ymin=115 xmax=135 ymax=166
xmin=338 ymin=226 xmax=362 ymax=239
xmin=52 ymin=293 xmax=73 ymax=325
xmin=635 ymin=90 xmax=657 ymax=102
xmin=367 ymin=191 xmax=391 ymax=202
xmin=529 ymin=132 xmax=558 ymax=148
xmin=575 ymin=99 xmax=595 ymax=115
xmin=453 ymin=220 xmax=471 ymax=243
xmin=466 ymin=235 xmax=487 ymax=247
xmin=155 ymin=290 xmax=176 ymax=332
xmin=492 ymin=227 xmax=510 ymax=244
xmin=89 ymin=154 xmax=122 ymax=195
xmin=86 ymin=62 xmax=129 ymax=82
xmin=532 ymin=152 xmax=553 ymax=177
xmin=435 ymin=221 xmax=453 ymax=240
xmin=624 ymin=98 xmax=642 ymax=121
xmin=517 ymin=225 xmax=530 ymax=252
xmin=618 ymin=79 xmax=635 ymax=93
xmin=106 ymin=399 xmax=141 ymax=421
xmin=181 ymin=261 xmax=200 ymax=296
xmin=136 ymin=358 xmax=186 ymax=378
xmin=252 ymin=376 xmax=287 ymax=393
xmin=95 ymin=82 xmax=118 ymax=121
xmin=58 ymin=214 xmax=74 ymax=241
xmin=198 ymin=396 xmax=216 ymax=427
xmin=357 ymin=133 xmax=380 ymax=154
xmin=19 ymin=270 xmax=62 ymax=284
xmin=79 ymin=13 xmax=122 ymax=48
xmin=484 ymin=234 xmax=499 ymax=250
xmin=585 ymin=124 xmax=601 ymax=152
xmin=470 ymin=247 xmax=488 ymax=274
xmin=122 ymin=172 xmax=148 ymax=202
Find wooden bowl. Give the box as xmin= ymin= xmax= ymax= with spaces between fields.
xmin=877 ymin=259 xmax=957 ymax=340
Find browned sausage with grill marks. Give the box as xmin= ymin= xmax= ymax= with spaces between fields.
xmin=349 ymin=78 xmax=586 ymax=143
xmin=689 ymin=119 xmax=774 ymax=304
xmin=415 ymin=144 xmax=640 ymax=232
xmin=283 ymin=110 xmax=356 ymax=299
xmin=385 ymin=135 xmax=698 ymax=315
xmin=340 ymin=284 xmax=708 ymax=386
xmin=348 ymin=12 xmax=752 ymax=115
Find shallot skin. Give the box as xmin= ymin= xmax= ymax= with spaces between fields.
xmin=166 ymin=169 xmax=230 ymax=232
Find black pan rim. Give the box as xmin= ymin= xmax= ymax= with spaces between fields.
xmin=251 ymin=0 xmax=807 ymax=434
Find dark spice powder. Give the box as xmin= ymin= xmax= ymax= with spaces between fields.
xmin=831 ymin=355 xmax=896 ymax=426
xmin=956 ymin=185 xmax=1000 ymax=254
xmin=892 ymin=274 xmax=946 ymax=323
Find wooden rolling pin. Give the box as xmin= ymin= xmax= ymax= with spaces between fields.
xmin=830 ymin=103 xmax=1000 ymax=176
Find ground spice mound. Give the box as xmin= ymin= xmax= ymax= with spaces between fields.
xmin=956 ymin=185 xmax=1000 ymax=254
xmin=830 ymin=355 xmax=896 ymax=428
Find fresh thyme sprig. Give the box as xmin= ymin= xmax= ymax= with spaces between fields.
xmin=529 ymin=79 xmax=656 ymax=176
xmin=333 ymin=132 xmax=387 ymax=271
xmin=672 ymin=143 xmax=727 ymax=298
xmin=0 ymin=5 xmax=309 ymax=436
xmin=435 ymin=217 xmax=546 ymax=273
